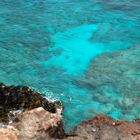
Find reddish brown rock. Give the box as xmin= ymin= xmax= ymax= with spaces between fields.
xmin=68 ymin=114 xmax=140 ymax=140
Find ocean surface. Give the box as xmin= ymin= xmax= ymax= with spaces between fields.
xmin=0 ymin=0 xmax=140 ymax=131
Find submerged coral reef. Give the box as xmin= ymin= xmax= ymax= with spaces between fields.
xmin=76 ymin=45 xmax=140 ymax=120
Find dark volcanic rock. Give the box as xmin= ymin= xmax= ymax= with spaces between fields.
xmin=0 ymin=83 xmax=63 ymax=123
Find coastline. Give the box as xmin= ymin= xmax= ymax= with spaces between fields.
xmin=0 ymin=83 xmax=140 ymax=140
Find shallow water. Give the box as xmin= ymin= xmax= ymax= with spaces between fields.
xmin=0 ymin=0 xmax=140 ymax=130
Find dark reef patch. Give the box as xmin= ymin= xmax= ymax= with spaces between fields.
xmin=76 ymin=45 xmax=140 ymax=119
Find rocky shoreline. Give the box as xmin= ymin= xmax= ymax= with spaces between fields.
xmin=0 ymin=83 xmax=140 ymax=140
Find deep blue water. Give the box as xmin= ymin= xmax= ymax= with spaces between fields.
xmin=0 ymin=0 xmax=140 ymax=130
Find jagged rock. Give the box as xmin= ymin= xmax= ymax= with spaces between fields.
xmin=13 ymin=107 xmax=65 ymax=140
xmin=1 ymin=83 xmax=140 ymax=140
xmin=0 ymin=83 xmax=63 ymax=123
xmin=1 ymin=113 xmax=140 ymax=140
xmin=66 ymin=114 xmax=137 ymax=140
xmin=0 ymin=83 xmax=65 ymax=140
xmin=0 ymin=107 xmax=65 ymax=140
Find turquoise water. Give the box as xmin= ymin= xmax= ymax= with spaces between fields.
xmin=0 ymin=0 xmax=140 ymax=130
